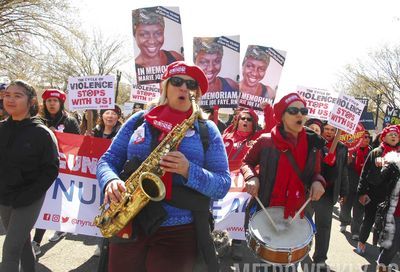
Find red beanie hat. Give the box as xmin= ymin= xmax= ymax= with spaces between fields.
xmin=161 ymin=61 xmax=208 ymax=95
xmin=273 ymin=93 xmax=306 ymax=123
xmin=240 ymin=108 xmax=259 ymax=125
xmin=381 ymin=125 xmax=400 ymax=140
xmin=42 ymin=89 xmax=66 ymax=103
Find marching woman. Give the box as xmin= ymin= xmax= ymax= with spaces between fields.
xmin=375 ymin=151 xmax=400 ymax=272
xmin=39 ymin=89 xmax=80 ymax=134
xmin=0 ymin=80 xmax=59 ymax=272
xmin=93 ymin=105 xmax=123 ymax=139
xmin=97 ymin=61 xmax=230 ymax=272
xmin=356 ymin=125 xmax=400 ymax=255
xmin=241 ymin=93 xmax=326 ymax=271
xmin=31 ymin=89 xmax=80 ymax=254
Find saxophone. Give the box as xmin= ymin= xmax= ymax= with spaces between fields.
xmin=94 ymin=92 xmax=199 ymax=238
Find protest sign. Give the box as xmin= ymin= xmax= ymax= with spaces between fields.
xmin=130 ymin=83 xmax=160 ymax=104
xmin=193 ymin=35 xmax=240 ymax=109
xmin=67 ymin=75 xmax=115 ymax=111
xmin=328 ymin=92 xmax=365 ymax=134
xmin=297 ymin=86 xmax=339 ymax=121
xmin=132 ymin=6 xmax=184 ymax=85
xmin=383 ymin=106 xmax=400 ymax=128
xmin=339 ymin=123 xmax=366 ymax=153
xmin=239 ymin=45 xmax=286 ymax=110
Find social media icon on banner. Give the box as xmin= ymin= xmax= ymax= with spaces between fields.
xmin=43 ymin=213 xmax=51 ymax=221
xmin=62 ymin=216 xmax=70 ymax=223
xmin=52 ymin=214 xmax=60 ymax=222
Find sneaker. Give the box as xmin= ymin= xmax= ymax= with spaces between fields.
xmin=93 ymin=245 xmax=101 ymax=257
xmin=31 ymin=241 xmax=41 ymax=256
xmin=49 ymin=231 xmax=67 ymax=242
xmin=339 ymin=225 xmax=346 ymax=233
xmin=351 ymin=234 xmax=359 ymax=241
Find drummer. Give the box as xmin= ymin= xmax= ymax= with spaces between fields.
xmin=241 ymin=93 xmax=326 ymax=269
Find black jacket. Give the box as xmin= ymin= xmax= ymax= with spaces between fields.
xmin=0 ymin=117 xmax=59 ymax=207
xmin=321 ymin=141 xmax=349 ymax=201
xmin=93 ymin=122 xmax=122 ymax=139
xmin=357 ymin=146 xmax=388 ymax=202
xmin=241 ymin=127 xmax=326 ymax=210
xmin=44 ymin=111 xmax=80 ymax=134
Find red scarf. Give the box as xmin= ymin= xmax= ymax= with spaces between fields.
xmin=354 ymin=146 xmax=370 ymax=175
xmin=381 ymin=142 xmax=398 ymax=157
xmin=144 ymin=105 xmax=192 ymax=200
xmin=224 ymin=131 xmax=252 ymax=170
xmin=270 ymin=126 xmax=308 ymax=219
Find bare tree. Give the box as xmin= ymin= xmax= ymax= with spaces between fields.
xmin=338 ymin=44 xmax=400 ymax=123
xmin=0 ymin=0 xmax=77 ymax=55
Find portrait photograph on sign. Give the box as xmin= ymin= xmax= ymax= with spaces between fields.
xmin=239 ymin=45 xmax=286 ymax=110
xmin=193 ymin=35 xmax=240 ymax=109
xmin=132 ymin=6 xmax=184 ymax=85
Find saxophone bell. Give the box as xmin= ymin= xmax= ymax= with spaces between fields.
xmin=138 ymin=172 xmax=166 ymax=202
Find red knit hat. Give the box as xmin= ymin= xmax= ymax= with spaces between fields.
xmin=42 ymin=89 xmax=66 ymax=103
xmin=240 ymin=108 xmax=259 ymax=125
xmin=161 ymin=61 xmax=208 ymax=95
xmin=273 ymin=93 xmax=306 ymax=122
xmin=381 ymin=125 xmax=400 ymax=140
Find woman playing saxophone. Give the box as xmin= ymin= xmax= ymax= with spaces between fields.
xmin=96 ymin=61 xmax=231 ymax=272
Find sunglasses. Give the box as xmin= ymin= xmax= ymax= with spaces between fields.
xmin=168 ymin=77 xmax=199 ymax=90
xmin=240 ymin=117 xmax=253 ymax=122
xmin=285 ymin=107 xmax=309 ymax=116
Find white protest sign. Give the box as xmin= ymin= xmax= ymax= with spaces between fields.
xmin=67 ymin=75 xmax=115 ymax=110
xmin=328 ymin=92 xmax=365 ymax=134
xmin=297 ymin=86 xmax=339 ymax=121
xmin=131 ymin=83 xmax=160 ymax=103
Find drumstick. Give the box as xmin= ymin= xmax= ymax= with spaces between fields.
xmin=255 ymin=196 xmax=281 ymax=232
xmin=289 ymin=197 xmax=311 ymax=225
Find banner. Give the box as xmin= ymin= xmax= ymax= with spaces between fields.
xmin=67 ymin=75 xmax=115 ymax=111
xmin=34 ymin=133 xmax=111 ymax=237
xmin=297 ymin=86 xmax=338 ymax=121
xmin=328 ymin=92 xmax=365 ymax=134
xmin=132 ymin=6 xmax=184 ymax=85
xmin=193 ymin=36 xmax=240 ymax=109
xmin=213 ymin=169 xmax=250 ymax=240
xmin=239 ymin=45 xmax=286 ymax=110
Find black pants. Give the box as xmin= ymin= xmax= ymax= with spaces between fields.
xmin=359 ymin=199 xmax=379 ymax=244
xmin=339 ymin=190 xmax=364 ymax=235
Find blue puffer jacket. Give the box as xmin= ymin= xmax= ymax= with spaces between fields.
xmin=96 ymin=111 xmax=231 ymax=226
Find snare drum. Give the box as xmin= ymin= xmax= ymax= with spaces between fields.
xmin=247 ymin=206 xmax=314 ymax=265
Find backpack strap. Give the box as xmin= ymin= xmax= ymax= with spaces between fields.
xmin=197 ymin=119 xmax=209 ymax=153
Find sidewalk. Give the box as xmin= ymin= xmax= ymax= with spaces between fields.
xmin=1 ymin=205 xmax=399 ymax=271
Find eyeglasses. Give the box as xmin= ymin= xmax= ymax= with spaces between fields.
xmin=168 ymin=77 xmax=199 ymax=90
xmin=240 ymin=117 xmax=253 ymax=122
xmin=285 ymin=107 xmax=309 ymax=116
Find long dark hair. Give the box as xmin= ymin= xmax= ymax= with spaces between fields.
xmin=6 ymin=80 xmax=39 ymax=116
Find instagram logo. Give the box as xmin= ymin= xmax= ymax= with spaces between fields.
xmin=43 ymin=213 xmax=51 ymax=221
xmin=52 ymin=214 xmax=60 ymax=222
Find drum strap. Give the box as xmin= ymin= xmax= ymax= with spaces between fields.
xmin=282 ymin=150 xmax=307 ymax=185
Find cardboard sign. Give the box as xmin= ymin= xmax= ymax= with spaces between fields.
xmin=67 ymin=75 xmax=115 ymax=111
xmin=297 ymin=86 xmax=339 ymax=121
xmin=328 ymin=92 xmax=365 ymax=134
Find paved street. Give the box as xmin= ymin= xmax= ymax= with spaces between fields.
xmin=0 ymin=204 xmax=399 ymax=271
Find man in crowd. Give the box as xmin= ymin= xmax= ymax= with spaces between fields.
xmin=312 ymin=123 xmax=349 ymax=270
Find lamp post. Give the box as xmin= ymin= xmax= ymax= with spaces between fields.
xmin=375 ymin=91 xmax=383 ymax=128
